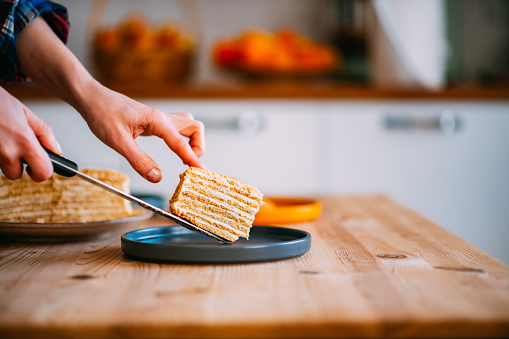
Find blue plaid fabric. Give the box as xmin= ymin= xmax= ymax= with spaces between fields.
xmin=0 ymin=0 xmax=68 ymax=83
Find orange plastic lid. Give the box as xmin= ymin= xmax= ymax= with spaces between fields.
xmin=254 ymin=197 xmax=321 ymax=226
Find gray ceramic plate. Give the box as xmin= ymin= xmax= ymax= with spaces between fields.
xmin=0 ymin=209 xmax=151 ymax=242
xmin=121 ymin=225 xmax=311 ymax=264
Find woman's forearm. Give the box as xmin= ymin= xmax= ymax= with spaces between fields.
xmin=15 ymin=16 xmax=100 ymax=114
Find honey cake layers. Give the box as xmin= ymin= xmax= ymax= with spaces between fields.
xmin=169 ymin=167 xmax=264 ymax=242
xmin=0 ymin=169 xmax=134 ymax=223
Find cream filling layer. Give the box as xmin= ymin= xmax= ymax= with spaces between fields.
xmin=174 ymin=192 xmax=253 ymax=226
xmin=182 ymin=178 xmax=261 ymax=214
xmin=185 ymin=173 xmax=263 ymax=206
xmin=178 ymin=188 xmax=255 ymax=224
xmin=173 ymin=202 xmax=248 ymax=237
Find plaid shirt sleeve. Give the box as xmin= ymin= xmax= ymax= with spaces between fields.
xmin=0 ymin=0 xmax=69 ymax=83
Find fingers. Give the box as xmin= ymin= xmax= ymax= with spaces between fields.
xmin=117 ymin=134 xmax=162 ymax=183
xmin=0 ymin=149 xmax=24 ymax=180
xmin=147 ymin=111 xmax=208 ymax=170
xmin=175 ymin=118 xmax=206 ymax=158
xmin=0 ymin=136 xmax=52 ymax=182
xmin=0 ymin=94 xmax=53 ymax=182
xmin=184 ymin=131 xmax=205 ymax=158
xmin=171 ymin=134 xmax=208 ymax=170
xmin=164 ymin=112 xmax=206 ymax=158
xmin=18 ymin=136 xmax=53 ymax=183
xmin=26 ymin=109 xmax=62 ymax=155
xmin=22 ymin=107 xmax=57 ymax=181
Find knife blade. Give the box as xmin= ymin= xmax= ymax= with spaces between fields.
xmin=41 ymin=149 xmax=230 ymax=243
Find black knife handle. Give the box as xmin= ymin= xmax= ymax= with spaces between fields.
xmin=45 ymin=149 xmax=78 ymax=177
xmin=21 ymin=147 xmax=78 ymax=178
xmin=21 ymin=148 xmax=78 ymax=177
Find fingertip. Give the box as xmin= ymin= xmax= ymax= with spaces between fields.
xmin=1 ymin=166 xmax=23 ymax=181
xmin=188 ymin=159 xmax=209 ymax=172
xmin=201 ymin=164 xmax=210 ymax=172
xmin=51 ymin=140 xmax=63 ymax=155
xmin=43 ymin=136 xmax=62 ymax=155
xmin=121 ymin=142 xmax=161 ymax=183
xmin=146 ymin=168 xmax=162 ymax=183
xmin=26 ymin=111 xmax=62 ymax=155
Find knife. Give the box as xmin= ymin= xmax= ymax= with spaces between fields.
xmin=37 ymin=148 xmax=230 ymax=243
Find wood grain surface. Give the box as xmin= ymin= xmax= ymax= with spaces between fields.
xmin=1 ymin=196 xmax=508 ymax=339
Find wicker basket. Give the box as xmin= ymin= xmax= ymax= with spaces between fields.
xmin=92 ymin=47 xmax=193 ymax=83
xmin=89 ymin=0 xmax=198 ymax=84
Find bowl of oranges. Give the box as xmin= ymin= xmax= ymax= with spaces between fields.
xmin=213 ymin=29 xmax=341 ymax=79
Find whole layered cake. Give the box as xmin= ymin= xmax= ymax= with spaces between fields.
xmin=169 ymin=167 xmax=264 ymax=242
xmin=0 ymin=169 xmax=135 ymax=223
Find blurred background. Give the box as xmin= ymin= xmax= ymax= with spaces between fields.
xmin=4 ymin=0 xmax=509 ymax=263
xmin=58 ymin=0 xmax=509 ymax=87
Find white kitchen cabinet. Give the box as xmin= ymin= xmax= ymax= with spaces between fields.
xmin=325 ymin=100 xmax=509 ymax=264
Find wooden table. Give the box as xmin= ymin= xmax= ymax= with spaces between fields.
xmin=1 ymin=196 xmax=508 ymax=338
xmin=4 ymin=82 xmax=509 ymax=101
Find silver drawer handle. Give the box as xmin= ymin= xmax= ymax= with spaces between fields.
xmin=196 ymin=111 xmax=265 ymax=134
xmin=382 ymin=112 xmax=462 ymax=134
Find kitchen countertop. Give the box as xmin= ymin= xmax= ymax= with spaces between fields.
xmin=1 ymin=195 xmax=508 ymax=338
xmin=3 ymin=82 xmax=509 ymax=100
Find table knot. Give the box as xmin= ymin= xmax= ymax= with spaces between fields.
xmin=299 ymin=270 xmax=320 ymax=275
xmin=70 ymin=274 xmax=95 ymax=280
xmin=376 ymin=253 xmax=407 ymax=259
xmin=376 ymin=253 xmax=408 ymax=259
xmin=433 ymin=266 xmax=485 ymax=274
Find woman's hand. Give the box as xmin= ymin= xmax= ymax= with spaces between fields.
xmin=77 ymin=84 xmax=207 ymax=183
xmin=15 ymin=16 xmax=207 ymax=183
xmin=0 ymin=86 xmax=62 ymax=181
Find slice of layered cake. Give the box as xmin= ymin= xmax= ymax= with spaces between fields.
xmin=0 ymin=169 xmax=137 ymax=223
xmin=169 ymin=167 xmax=264 ymax=242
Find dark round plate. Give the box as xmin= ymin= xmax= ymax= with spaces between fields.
xmin=121 ymin=225 xmax=311 ymax=264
